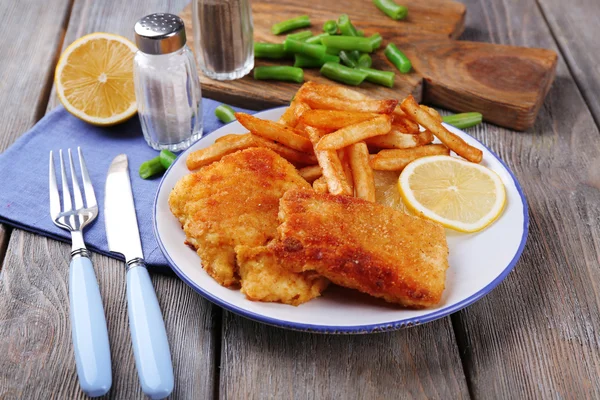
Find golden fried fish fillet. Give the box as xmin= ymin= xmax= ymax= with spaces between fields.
xmin=236 ymin=245 xmax=329 ymax=306
xmin=271 ymin=189 xmax=449 ymax=308
xmin=169 ymin=147 xmax=312 ymax=288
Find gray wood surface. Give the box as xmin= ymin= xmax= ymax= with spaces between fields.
xmin=220 ymin=312 xmax=470 ymax=399
xmin=0 ymin=0 xmax=73 ymax=272
xmin=0 ymin=231 xmax=217 ymax=399
xmin=452 ymin=0 xmax=600 ymax=397
xmin=0 ymin=0 xmax=218 ymax=399
xmin=536 ymin=0 xmax=600 ymax=127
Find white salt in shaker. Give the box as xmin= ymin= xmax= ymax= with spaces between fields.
xmin=133 ymin=13 xmax=203 ymax=151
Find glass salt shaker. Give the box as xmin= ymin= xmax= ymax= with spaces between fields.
xmin=192 ymin=0 xmax=254 ymax=80
xmin=133 ymin=13 xmax=203 ymax=151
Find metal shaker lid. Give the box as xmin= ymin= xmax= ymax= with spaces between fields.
xmin=134 ymin=13 xmax=186 ymax=55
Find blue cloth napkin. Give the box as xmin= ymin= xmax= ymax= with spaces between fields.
xmin=0 ymin=99 xmax=252 ymax=269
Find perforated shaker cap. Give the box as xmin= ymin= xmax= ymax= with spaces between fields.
xmin=134 ymin=13 xmax=186 ymax=55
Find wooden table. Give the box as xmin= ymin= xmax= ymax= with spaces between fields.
xmin=1 ymin=0 xmax=599 ymax=398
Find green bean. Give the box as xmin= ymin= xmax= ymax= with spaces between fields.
xmin=373 ymin=0 xmax=408 ymax=20
xmin=337 ymin=14 xmax=359 ymax=37
xmin=339 ymin=50 xmax=357 ymax=68
xmin=359 ymin=68 xmax=395 ymax=87
xmin=271 ymin=15 xmax=311 ymax=35
xmin=294 ymin=54 xmax=340 ymax=68
xmin=284 ymin=38 xmax=326 ymax=59
xmin=320 ymin=62 xmax=368 ymax=86
xmin=368 ymin=33 xmax=382 ymax=50
xmin=321 ymin=36 xmax=374 ymax=53
xmin=357 ymin=53 xmax=372 ymax=68
xmin=325 ymin=46 xmax=342 ymax=55
xmin=159 ymin=150 xmax=177 ymax=169
xmin=384 ymin=43 xmax=412 ymax=73
xmin=357 ymin=29 xmax=365 ymax=37
xmin=215 ymin=104 xmax=236 ymax=124
xmin=254 ymin=42 xmax=289 ymax=59
xmin=305 ymin=33 xmax=329 ymax=45
xmin=139 ymin=156 xmax=165 ymax=179
xmin=442 ymin=112 xmax=483 ymax=129
xmin=323 ymin=20 xmax=338 ymax=34
xmin=286 ymin=30 xmax=313 ymax=41
xmin=254 ymin=66 xmax=304 ymax=83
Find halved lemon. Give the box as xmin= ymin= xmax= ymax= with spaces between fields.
xmin=373 ymin=170 xmax=408 ymax=213
xmin=398 ymin=155 xmax=506 ymax=232
xmin=55 ymin=32 xmax=137 ymax=126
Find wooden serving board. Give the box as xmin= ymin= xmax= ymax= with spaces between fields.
xmin=181 ymin=0 xmax=557 ymax=130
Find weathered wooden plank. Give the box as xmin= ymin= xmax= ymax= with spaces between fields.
xmin=0 ymin=230 xmax=217 ymax=399
xmin=0 ymin=0 xmax=73 ymax=270
xmin=0 ymin=0 xmax=219 ymax=398
xmin=0 ymin=0 xmax=72 ymax=152
xmin=536 ymin=0 xmax=600 ymax=127
xmin=451 ymin=0 xmax=600 ymax=397
xmin=220 ymin=315 xmax=470 ymax=398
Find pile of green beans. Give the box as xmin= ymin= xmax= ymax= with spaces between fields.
xmin=254 ymin=11 xmax=413 ymax=86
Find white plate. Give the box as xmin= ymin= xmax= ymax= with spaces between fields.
xmin=154 ymin=107 xmax=528 ymax=334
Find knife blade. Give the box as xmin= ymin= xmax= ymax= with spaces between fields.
xmin=104 ymin=154 xmax=174 ymax=399
xmin=104 ymin=154 xmax=143 ymax=262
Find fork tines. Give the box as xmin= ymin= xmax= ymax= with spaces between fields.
xmin=49 ymin=147 xmax=98 ymax=228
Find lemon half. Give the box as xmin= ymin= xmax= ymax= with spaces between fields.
xmin=399 ymin=155 xmax=506 ymax=232
xmin=55 ymin=32 xmax=137 ymax=126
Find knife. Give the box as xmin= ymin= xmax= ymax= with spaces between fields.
xmin=104 ymin=154 xmax=174 ymax=400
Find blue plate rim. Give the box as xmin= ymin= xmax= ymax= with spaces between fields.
xmin=153 ymin=106 xmax=529 ymax=334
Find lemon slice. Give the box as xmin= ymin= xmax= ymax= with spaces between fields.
xmin=373 ymin=170 xmax=408 ymax=213
xmin=55 ymin=32 xmax=137 ymax=126
xmin=399 ymin=155 xmax=506 ymax=232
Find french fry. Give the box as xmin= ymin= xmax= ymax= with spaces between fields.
xmin=420 ymin=105 xmax=443 ymax=123
xmin=298 ymin=165 xmax=322 ymax=183
xmin=366 ymin=127 xmax=433 ymax=149
xmin=278 ymin=100 xmax=311 ymax=129
xmin=338 ymin=148 xmax=354 ymax=193
xmin=299 ymin=89 xmax=397 ymax=114
xmin=278 ymin=100 xmax=299 ymax=127
xmin=370 ymin=144 xmax=450 ymax=171
xmin=236 ymin=113 xmax=313 ymax=153
xmin=299 ymin=110 xmax=380 ymax=130
xmin=306 ymin=126 xmax=353 ymax=196
xmin=187 ymin=134 xmax=256 ymax=170
xmin=316 ymin=115 xmax=392 ymax=151
xmin=301 ymin=81 xmax=369 ymax=101
xmin=400 ymin=95 xmax=483 ymax=163
xmin=312 ymin=176 xmax=329 ymax=193
xmin=188 ymin=133 xmax=316 ymax=170
xmin=215 ymin=133 xmax=243 ymax=143
xmin=348 ymin=142 xmax=376 ymax=202
xmin=392 ymin=106 xmax=420 ymax=134
xmin=250 ymin=134 xmax=317 ymax=166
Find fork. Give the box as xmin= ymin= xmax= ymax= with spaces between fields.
xmin=49 ymin=148 xmax=112 ymax=397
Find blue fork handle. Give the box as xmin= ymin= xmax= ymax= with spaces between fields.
xmin=69 ymin=255 xmax=112 ymax=397
xmin=126 ymin=262 xmax=174 ymax=400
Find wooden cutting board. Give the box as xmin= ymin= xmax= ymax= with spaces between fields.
xmin=180 ymin=0 xmax=557 ymax=130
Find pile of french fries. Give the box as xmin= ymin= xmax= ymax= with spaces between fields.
xmin=186 ymin=82 xmax=483 ymax=202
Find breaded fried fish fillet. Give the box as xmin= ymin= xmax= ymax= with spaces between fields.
xmin=236 ymin=245 xmax=329 ymax=306
xmin=271 ymin=189 xmax=449 ymax=308
xmin=168 ymin=147 xmax=312 ymax=288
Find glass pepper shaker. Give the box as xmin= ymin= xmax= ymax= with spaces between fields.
xmin=133 ymin=13 xmax=203 ymax=151
xmin=192 ymin=0 xmax=254 ymax=80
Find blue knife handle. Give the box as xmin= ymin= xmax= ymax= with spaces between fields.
xmin=126 ymin=261 xmax=174 ymax=399
xmin=69 ymin=254 xmax=112 ymax=397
